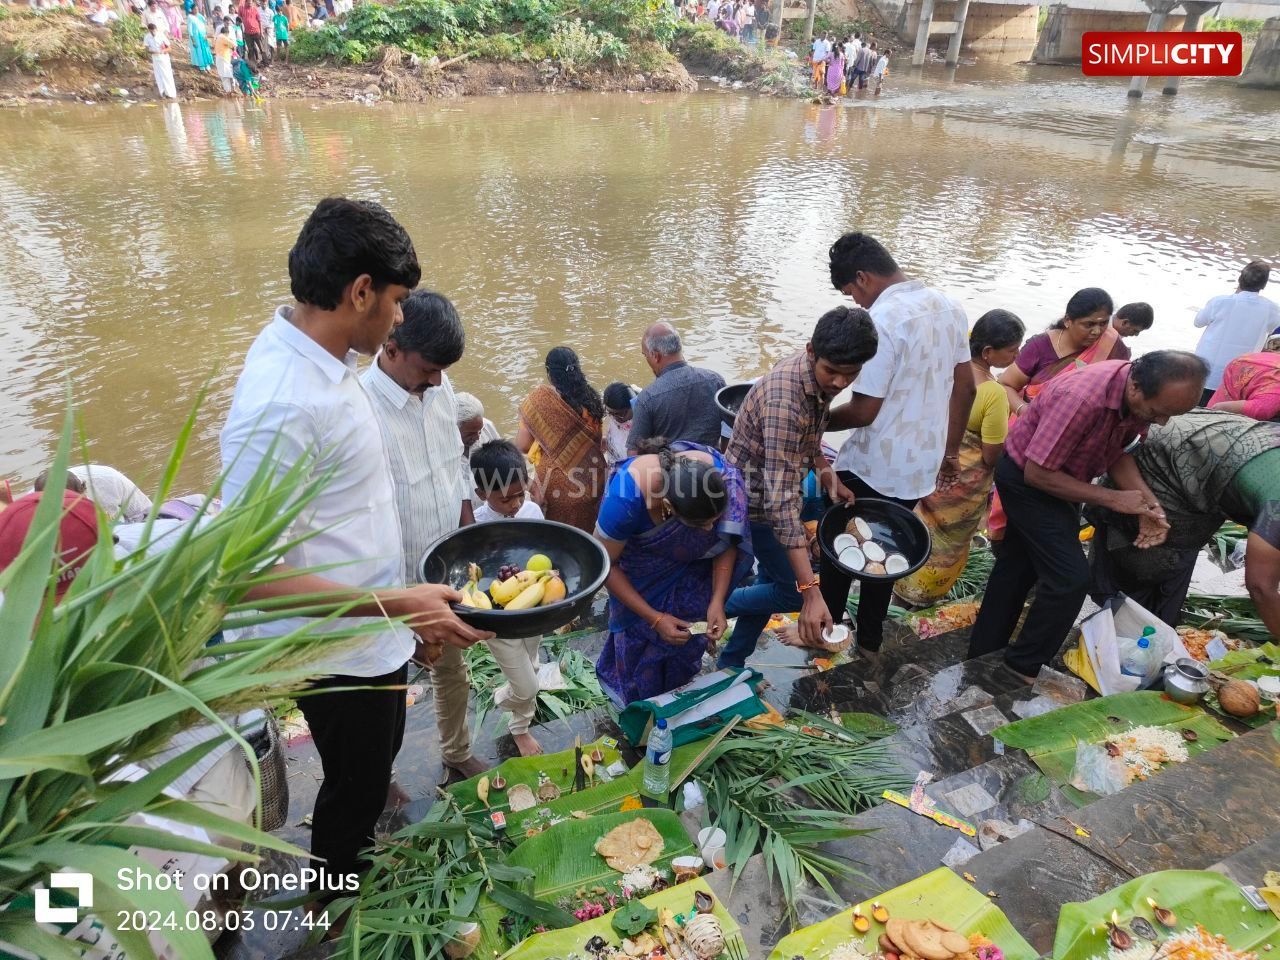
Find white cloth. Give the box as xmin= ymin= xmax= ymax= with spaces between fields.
xmin=361 ymin=361 xmax=471 ymax=586
xmin=603 ymin=415 xmax=632 ymax=466
xmin=473 ymin=498 xmax=544 ymax=524
xmin=151 ymin=52 xmax=177 ymax=98
xmin=69 ymin=463 xmax=153 ymax=521
xmin=1193 ymin=291 xmax=1280 ymax=389
xmin=844 ymin=39 xmax=859 ymax=60
xmin=873 ymin=55 xmax=888 ymax=77
xmin=835 ymin=279 xmax=970 ymax=499
xmin=219 ymin=306 xmax=414 ymax=678
xmin=142 ymin=8 xmax=168 ymax=36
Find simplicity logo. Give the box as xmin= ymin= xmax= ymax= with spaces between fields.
xmin=35 ymin=872 xmax=94 ymax=924
xmin=1082 ymin=31 xmax=1244 ymax=76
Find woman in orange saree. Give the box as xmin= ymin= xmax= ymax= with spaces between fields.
xmin=988 ymin=288 xmax=1116 ymax=541
xmin=516 ymin=347 xmax=608 ymax=532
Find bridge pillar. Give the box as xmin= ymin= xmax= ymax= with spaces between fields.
xmin=945 ymin=0 xmax=973 ymax=65
xmin=913 ymin=0 xmax=937 ymax=65
xmin=1162 ymin=0 xmax=1217 ymax=93
xmin=1127 ymin=0 xmax=1178 ymax=97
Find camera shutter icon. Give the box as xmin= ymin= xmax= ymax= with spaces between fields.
xmin=35 ymin=872 xmax=94 ymax=924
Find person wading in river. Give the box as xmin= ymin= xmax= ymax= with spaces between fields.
xmin=220 ymin=197 xmax=491 ymax=900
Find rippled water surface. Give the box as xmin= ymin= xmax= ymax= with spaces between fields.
xmin=2 ymin=62 xmax=1278 ymax=488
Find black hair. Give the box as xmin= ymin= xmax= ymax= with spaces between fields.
xmin=969 ymin=309 xmax=1025 ymax=358
xmin=603 ymin=382 xmax=636 ymax=412
xmin=469 ymin=439 xmax=529 ymax=494
xmin=287 ymin=197 xmax=420 ymax=311
xmin=1050 ymin=287 xmax=1113 ymax=330
xmin=1130 ymin=350 xmax=1208 ymax=396
xmin=1240 ymin=260 xmax=1270 ymax=293
xmin=828 ymin=232 xmax=899 ymax=290
xmin=34 ymin=469 xmax=86 ymax=495
xmin=1115 ymin=302 xmax=1154 ymax=331
xmin=634 ymin=440 xmax=727 ymax=525
xmin=545 ymin=346 xmax=605 ymax=423
xmin=388 ymin=290 xmax=464 ymax=366
xmin=811 ymin=306 xmax=879 ymax=367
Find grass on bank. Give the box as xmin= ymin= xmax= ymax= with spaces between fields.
xmin=0 ymin=6 xmax=143 ymax=72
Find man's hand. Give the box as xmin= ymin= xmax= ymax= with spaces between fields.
xmin=797 ymin=589 xmax=832 ymax=647
xmin=936 ymin=455 xmax=961 ymax=491
xmin=705 ymin=602 xmax=728 ymax=648
xmin=824 ymin=471 xmax=856 ymax=506
xmin=1109 ymin=488 xmax=1161 ymax=517
xmin=1134 ymin=512 xmax=1170 ymax=549
xmin=398 ymin=584 xmax=493 ymax=650
xmin=655 ymin=614 xmax=692 ymax=645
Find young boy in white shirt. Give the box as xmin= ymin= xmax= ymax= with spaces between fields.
xmin=469 ymin=439 xmax=546 ymax=754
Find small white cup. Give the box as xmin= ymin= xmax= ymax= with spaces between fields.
xmin=702 ymin=845 xmax=727 ymax=870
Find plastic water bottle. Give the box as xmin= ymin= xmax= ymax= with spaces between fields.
xmin=641 ymin=718 xmax=673 ymax=801
xmin=1119 ymin=627 xmax=1160 ymax=682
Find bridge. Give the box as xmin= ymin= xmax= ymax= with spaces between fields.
xmin=805 ymin=0 xmax=1280 ymax=92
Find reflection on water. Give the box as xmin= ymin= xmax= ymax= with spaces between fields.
xmin=0 ymin=62 xmax=1277 ymax=489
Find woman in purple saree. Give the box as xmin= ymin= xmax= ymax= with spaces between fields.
xmin=594 ymin=440 xmax=752 ymax=707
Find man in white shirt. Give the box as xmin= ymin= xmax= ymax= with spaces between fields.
xmin=34 ymin=462 xmax=153 ymax=522
xmin=362 ymin=289 xmax=491 ymax=784
xmin=143 ymin=21 xmax=177 ymax=99
xmin=456 ymin=391 xmax=501 ymax=459
xmin=824 ymin=232 xmax=975 ymax=651
xmin=220 ymin=197 xmax=490 ymax=897
xmin=1194 ymin=260 xmax=1280 ymax=404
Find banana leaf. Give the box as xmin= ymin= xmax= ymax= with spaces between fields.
xmin=992 ymin=692 xmax=1234 ymax=807
xmin=498 ymin=877 xmax=743 ymax=960
xmin=503 ymin=766 xmax=646 ymax=838
xmin=1052 ymin=869 xmax=1280 ymax=960
xmin=1205 ymin=642 xmax=1280 ymax=728
xmin=769 ymin=867 xmax=1038 ymax=960
xmin=506 ymin=808 xmax=695 ymax=904
xmin=447 ymin=737 xmax=625 ymax=813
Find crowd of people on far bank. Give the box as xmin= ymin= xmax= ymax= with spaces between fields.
xmin=809 ymin=31 xmax=891 ymax=96
xmin=4 ymin=198 xmax=1279 ymax=900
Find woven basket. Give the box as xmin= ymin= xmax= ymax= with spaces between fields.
xmin=246 ymin=714 xmax=289 ymax=833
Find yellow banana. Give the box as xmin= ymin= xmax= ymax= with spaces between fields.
xmin=540 ymin=576 xmax=567 ymax=606
xmin=459 ymin=562 xmax=493 ymax=609
xmin=505 ymin=578 xmax=547 ymax=610
xmin=490 ymin=577 xmax=523 ymax=607
xmin=468 ymin=587 xmax=493 ymax=610
xmin=515 ymin=569 xmax=541 ymax=585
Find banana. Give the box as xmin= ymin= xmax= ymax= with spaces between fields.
xmin=540 ymin=575 xmax=567 ymax=606
xmin=514 ymin=569 xmax=541 ymax=585
xmin=459 ymin=562 xmax=492 ymax=609
xmin=467 ymin=586 xmax=493 ymax=610
xmin=489 ymin=577 xmax=523 ymax=607
xmin=477 ymin=775 xmax=490 ymax=808
xmin=505 ymin=577 xmax=547 ymax=610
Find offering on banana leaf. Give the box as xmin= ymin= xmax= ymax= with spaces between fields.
xmin=595 ymin=818 xmax=665 ymax=872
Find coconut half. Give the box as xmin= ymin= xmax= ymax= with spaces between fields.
xmin=838 ymin=546 xmax=866 ymax=572
xmin=852 ymin=517 xmax=873 ymax=541
xmin=884 ymin=553 xmax=909 ymax=576
xmin=864 ymin=561 xmax=887 ymax=576
xmin=833 ymin=533 xmax=859 ymax=554
xmin=862 ymin=541 xmax=887 ymax=563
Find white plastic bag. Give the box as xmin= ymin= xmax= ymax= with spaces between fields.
xmin=1079 ymin=595 xmax=1190 ymax=696
xmin=1069 ymin=741 xmax=1130 ymax=796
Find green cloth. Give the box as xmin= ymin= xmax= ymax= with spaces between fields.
xmin=616 ymin=667 xmax=764 ymax=749
xmin=1223 ymin=445 xmax=1280 ymax=548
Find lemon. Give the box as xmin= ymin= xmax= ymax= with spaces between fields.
xmin=525 ymin=553 xmax=553 ymax=573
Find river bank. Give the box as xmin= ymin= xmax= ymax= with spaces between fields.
xmin=0 ymin=7 xmax=799 ymax=105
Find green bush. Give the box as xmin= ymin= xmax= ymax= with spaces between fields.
xmin=470 ymin=30 xmax=525 ymax=59
xmin=291 ymin=22 xmax=371 ymax=63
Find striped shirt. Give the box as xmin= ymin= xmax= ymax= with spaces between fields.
xmin=726 ymin=351 xmax=829 ymax=549
xmin=361 ymin=360 xmax=471 ymax=586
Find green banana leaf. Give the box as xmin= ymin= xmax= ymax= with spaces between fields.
xmin=992 ymin=692 xmax=1234 ymax=807
xmin=769 ymin=867 xmax=1038 ymax=960
xmin=507 ymin=808 xmax=696 ymax=903
xmin=498 ymin=877 xmax=743 ymax=960
xmin=1053 ymin=869 xmax=1280 ymax=960
xmin=447 ymin=737 xmax=625 ymax=814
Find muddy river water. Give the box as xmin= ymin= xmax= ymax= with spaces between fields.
xmin=2 ymin=62 xmax=1278 ymax=489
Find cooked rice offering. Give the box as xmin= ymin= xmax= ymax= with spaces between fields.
xmin=1109 ymin=725 xmax=1190 ymax=783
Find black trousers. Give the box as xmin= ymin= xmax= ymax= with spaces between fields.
xmin=968 ymin=456 xmax=1089 ymax=677
xmin=298 ymin=662 xmax=407 ymax=892
xmin=818 ymin=471 xmax=919 ymax=652
xmin=246 ymin=32 xmax=268 ymax=67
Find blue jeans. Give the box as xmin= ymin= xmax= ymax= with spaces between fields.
xmin=719 ymin=521 xmax=803 ymax=669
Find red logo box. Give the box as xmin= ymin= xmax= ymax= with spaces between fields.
xmin=1082 ymin=31 xmax=1243 ymax=76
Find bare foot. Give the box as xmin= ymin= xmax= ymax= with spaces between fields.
xmin=444 ymin=755 xmax=488 ymax=780
xmin=775 ymin=622 xmax=831 ymax=651
xmin=512 ymin=732 xmax=544 ymax=756
xmin=385 ymin=780 xmax=411 ymax=810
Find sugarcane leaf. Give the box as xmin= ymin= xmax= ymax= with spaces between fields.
xmin=487 ymin=881 xmax=576 ymax=928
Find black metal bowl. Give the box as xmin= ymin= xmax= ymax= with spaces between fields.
xmin=818 ymin=499 xmax=932 ymax=582
xmin=420 ymin=519 xmax=611 ymax=638
xmin=715 ymin=382 xmax=753 ymax=429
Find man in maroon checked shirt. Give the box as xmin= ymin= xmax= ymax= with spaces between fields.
xmin=968 ymin=351 xmax=1207 ymax=679
xmin=239 ymin=0 xmax=267 ymax=67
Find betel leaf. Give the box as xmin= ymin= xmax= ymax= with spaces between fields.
xmin=610 ymin=898 xmax=658 ymax=937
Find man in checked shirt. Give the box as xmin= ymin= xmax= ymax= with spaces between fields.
xmin=717 ymin=306 xmax=879 ymax=668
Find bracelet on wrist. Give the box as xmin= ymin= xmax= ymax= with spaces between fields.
xmin=796 ymin=576 xmax=821 ymax=593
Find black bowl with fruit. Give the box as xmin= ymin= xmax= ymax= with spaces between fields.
xmin=419 ymin=519 xmax=611 ymax=638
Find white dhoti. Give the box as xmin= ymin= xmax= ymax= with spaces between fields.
xmin=151 ymin=52 xmax=177 ymax=98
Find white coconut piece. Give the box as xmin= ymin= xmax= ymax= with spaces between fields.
xmin=833 ymin=533 xmax=859 ymax=554
xmin=838 ymin=546 xmax=866 ymax=571
xmin=862 ymin=540 xmax=887 ymax=564
xmin=853 ymin=517 xmax=873 ymax=542
xmin=884 ymin=553 xmax=909 ymax=576
xmin=864 ymin=561 xmax=887 ymax=576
